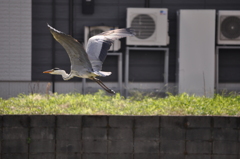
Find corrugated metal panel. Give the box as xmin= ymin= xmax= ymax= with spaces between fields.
xmin=0 ymin=82 xmax=10 ymax=99
xmin=0 ymin=0 xmax=31 ymax=81
xmin=0 ymin=82 xmax=51 ymax=99
xmin=55 ymin=82 xmax=83 ymax=94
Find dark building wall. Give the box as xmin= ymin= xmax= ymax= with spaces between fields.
xmin=32 ymin=0 xmax=240 ymax=83
xmin=1 ymin=115 xmax=240 ymax=159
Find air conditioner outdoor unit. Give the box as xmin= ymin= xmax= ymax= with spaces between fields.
xmin=217 ymin=10 xmax=240 ymax=45
xmin=84 ymin=26 xmax=121 ymax=51
xmin=126 ymin=8 xmax=169 ymax=46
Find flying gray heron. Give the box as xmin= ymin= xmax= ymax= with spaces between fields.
xmin=43 ymin=24 xmax=135 ymax=94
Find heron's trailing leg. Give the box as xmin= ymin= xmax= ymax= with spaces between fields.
xmin=91 ymin=77 xmax=115 ymax=94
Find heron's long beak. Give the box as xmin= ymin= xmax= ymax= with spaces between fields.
xmin=43 ymin=69 xmax=54 ymax=73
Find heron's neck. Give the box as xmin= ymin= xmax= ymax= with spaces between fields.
xmin=58 ymin=70 xmax=73 ymax=80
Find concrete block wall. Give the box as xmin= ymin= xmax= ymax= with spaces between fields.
xmin=0 ymin=116 xmax=239 ymax=159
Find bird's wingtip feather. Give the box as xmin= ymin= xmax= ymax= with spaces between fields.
xmin=46 ymin=23 xmax=65 ymax=35
xmin=47 ymin=23 xmax=52 ymax=29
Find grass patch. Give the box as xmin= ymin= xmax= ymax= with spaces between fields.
xmin=0 ymin=90 xmax=240 ymax=115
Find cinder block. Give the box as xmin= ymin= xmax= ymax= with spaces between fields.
xmin=30 ymin=128 xmax=54 ymax=140
xmin=186 ymin=141 xmax=211 ymax=154
xmin=82 ymin=154 xmax=107 ymax=159
xmin=108 ymin=128 xmax=133 ymax=141
xmin=185 ymin=155 xmax=211 ymax=159
xmin=161 ymin=116 xmax=185 ymax=128
xmin=82 ymin=116 xmax=107 ymax=127
xmin=134 ymin=140 xmax=159 ymax=153
xmin=29 ymin=153 xmax=55 ymax=159
xmin=56 ymin=128 xmax=81 ymax=140
xmin=56 ymin=153 xmax=81 ymax=159
xmin=134 ymin=154 xmax=159 ymax=159
xmin=212 ymin=155 xmax=238 ymax=159
xmin=186 ymin=129 xmax=211 ymax=140
xmin=135 ymin=116 xmax=159 ymax=128
xmin=29 ymin=140 xmax=55 ymax=153
xmin=213 ymin=141 xmax=238 ymax=154
xmin=0 ymin=116 xmax=3 ymax=127
xmin=57 ymin=115 xmax=81 ymax=128
xmin=0 ymin=128 xmax=2 ymax=140
xmin=108 ymin=140 xmax=133 ymax=153
xmin=213 ymin=129 xmax=238 ymax=141
xmin=108 ymin=154 xmax=132 ymax=159
xmin=56 ymin=140 xmax=81 ymax=153
xmin=160 ymin=140 xmax=185 ymax=154
xmin=2 ymin=140 xmax=28 ymax=153
xmin=161 ymin=127 xmax=185 ymax=140
xmin=30 ymin=115 xmax=55 ymax=127
xmin=109 ymin=116 xmax=134 ymax=128
xmin=3 ymin=128 xmax=28 ymax=140
xmin=135 ymin=127 xmax=159 ymax=140
xmin=213 ymin=117 xmax=239 ymax=128
xmin=185 ymin=116 xmax=211 ymax=128
xmin=82 ymin=128 xmax=107 ymax=140
xmin=239 ymin=131 xmax=240 ymax=142
xmin=3 ymin=115 xmax=29 ymax=127
xmin=160 ymin=154 xmax=185 ymax=159
xmin=82 ymin=140 xmax=107 ymax=153
xmin=3 ymin=154 xmax=28 ymax=159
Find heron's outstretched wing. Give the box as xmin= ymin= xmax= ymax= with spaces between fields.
xmin=48 ymin=24 xmax=92 ymax=72
xmin=86 ymin=28 xmax=135 ymax=72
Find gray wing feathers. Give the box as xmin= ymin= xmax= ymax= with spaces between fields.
xmin=48 ymin=24 xmax=92 ymax=72
xmin=98 ymin=28 xmax=135 ymax=41
xmin=86 ymin=28 xmax=135 ymax=71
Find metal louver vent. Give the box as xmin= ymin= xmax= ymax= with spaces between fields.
xmin=220 ymin=16 xmax=240 ymax=39
xmin=131 ymin=14 xmax=155 ymax=39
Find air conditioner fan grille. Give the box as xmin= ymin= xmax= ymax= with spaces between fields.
xmin=131 ymin=14 xmax=155 ymax=39
xmin=221 ymin=16 xmax=240 ymax=39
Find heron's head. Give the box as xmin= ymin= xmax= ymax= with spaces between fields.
xmin=43 ymin=68 xmax=65 ymax=75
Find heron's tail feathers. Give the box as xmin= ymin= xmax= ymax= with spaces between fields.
xmin=93 ymin=71 xmax=112 ymax=77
